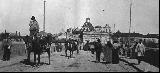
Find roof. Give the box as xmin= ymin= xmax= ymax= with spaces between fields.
xmin=95 ymin=26 xmax=102 ymax=28
xmin=113 ymin=32 xmax=159 ymax=39
xmin=82 ymin=22 xmax=95 ymax=31
xmin=113 ymin=32 xmax=143 ymax=37
xmin=143 ymin=34 xmax=159 ymax=39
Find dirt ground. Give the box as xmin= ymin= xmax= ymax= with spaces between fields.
xmin=0 ymin=49 xmax=138 ymax=72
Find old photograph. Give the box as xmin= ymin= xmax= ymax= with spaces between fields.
xmin=0 ymin=0 xmax=159 ymax=72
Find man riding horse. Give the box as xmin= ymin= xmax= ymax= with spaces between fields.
xmin=29 ymin=16 xmax=39 ymax=37
xmin=24 ymin=16 xmax=51 ymax=65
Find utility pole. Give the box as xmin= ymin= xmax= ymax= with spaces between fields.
xmin=43 ymin=0 xmax=46 ymax=32
xmin=129 ymin=0 xmax=132 ymax=46
xmin=129 ymin=1 xmax=132 ymax=35
xmin=114 ymin=24 xmax=116 ymax=33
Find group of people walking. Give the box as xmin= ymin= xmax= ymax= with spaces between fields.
xmin=87 ymin=38 xmax=146 ymax=65
xmin=93 ymin=39 xmax=120 ymax=64
xmin=133 ymin=39 xmax=145 ymax=64
xmin=119 ymin=39 xmax=146 ymax=65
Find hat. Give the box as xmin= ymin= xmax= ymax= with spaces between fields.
xmin=31 ymin=16 xmax=35 ymax=20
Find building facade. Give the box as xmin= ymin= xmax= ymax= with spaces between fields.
xmin=82 ymin=18 xmax=111 ymax=44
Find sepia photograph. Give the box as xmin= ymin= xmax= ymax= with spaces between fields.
xmin=0 ymin=0 xmax=159 ymax=72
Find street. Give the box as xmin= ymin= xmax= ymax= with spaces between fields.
xmin=0 ymin=49 xmax=139 ymax=72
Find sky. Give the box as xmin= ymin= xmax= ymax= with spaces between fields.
xmin=0 ymin=0 xmax=159 ymax=36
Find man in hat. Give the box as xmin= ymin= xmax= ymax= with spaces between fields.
xmin=29 ymin=16 xmax=39 ymax=37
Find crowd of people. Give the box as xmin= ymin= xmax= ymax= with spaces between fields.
xmin=83 ymin=38 xmax=146 ymax=65
xmin=119 ymin=39 xmax=146 ymax=64
xmin=95 ymin=39 xmax=120 ymax=64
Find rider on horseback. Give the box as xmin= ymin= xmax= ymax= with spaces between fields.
xmin=29 ymin=16 xmax=39 ymax=37
xmin=25 ymin=16 xmax=51 ymax=65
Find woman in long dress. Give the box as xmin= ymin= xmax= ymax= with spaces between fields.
xmin=103 ymin=41 xmax=113 ymax=63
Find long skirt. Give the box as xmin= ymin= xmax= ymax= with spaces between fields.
xmin=112 ymin=49 xmax=119 ymax=64
xmin=103 ymin=47 xmax=112 ymax=63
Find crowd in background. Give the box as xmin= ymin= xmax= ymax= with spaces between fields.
xmin=83 ymin=38 xmax=147 ymax=65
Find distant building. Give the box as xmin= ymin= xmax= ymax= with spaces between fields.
xmin=112 ymin=31 xmax=159 ymax=48
xmin=82 ymin=18 xmax=95 ymax=32
xmin=0 ymin=30 xmax=23 ymax=41
xmin=0 ymin=32 xmax=10 ymax=41
xmin=81 ymin=18 xmax=111 ymax=44
xmin=112 ymin=31 xmax=144 ymax=43
xmin=142 ymin=34 xmax=159 ymax=44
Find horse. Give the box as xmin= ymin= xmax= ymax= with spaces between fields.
xmin=23 ymin=34 xmax=51 ymax=65
xmin=65 ymin=39 xmax=78 ymax=58
xmin=38 ymin=35 xmax=51 ymax=64
xmin=55 ymin=43 xmax=62 ymax=52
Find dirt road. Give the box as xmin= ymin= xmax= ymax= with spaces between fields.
xmin=0 ymin=50 xmax=138 ymax=72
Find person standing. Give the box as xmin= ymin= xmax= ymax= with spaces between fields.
xmin=29 ymin=16 xmax=39 ymax=37
xmin=119 ymin=44 xmax=124 ymax=57
xmin=2 ymin=36 xmax=12 ymax=61
xmin=131 ymin=42 xmax=138 ymax=59
xmin=2 ymin=38 xmax=8 ymax=61
xmin=136 ymin=39 xmax=145 ymax=65
xmin=124 ymin=43 xmax=128 ymax=58
xmin=103 ymin=41 xmax=113 ymax=63
xmin=6 ymin=37 xmax=12 ymax=61
xmin=112 ymin=41 xmax=120 ymax=64
xmin=95 ymin=39 xmax=102 ymax=62
xmin=84 ymin=40 xmax=90 ymax=51
xmin=121 ymin=43 xmax=126 ymax=57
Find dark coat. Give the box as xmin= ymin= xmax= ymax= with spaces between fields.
xmin=95 ymin=42 xmax=102 ymax=52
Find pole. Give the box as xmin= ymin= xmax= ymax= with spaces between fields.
xmin=129 ymin=0 xmax=132 ymax=46
xmin=43 ymin=0 xmax=46 ymax=32
xmin=129 ymin=2 xmax=132 ymax=35
xmin=109 ymin=26 xmax=111 ymax=42
xmin=114 ymin=24 xmax=116 ymax=33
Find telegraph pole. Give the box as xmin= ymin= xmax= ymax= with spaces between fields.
xmin=114 ymin=24 xmax=116 ymax=33
xmin=43 ymin=0 xmax=46 ymax=32
xmin=129 ymin=1 xmax=132 ymax=35
xmin=129 ymin=0 xmax=132 ymax=46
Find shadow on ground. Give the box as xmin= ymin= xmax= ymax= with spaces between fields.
xmin=60 ymin=54 xmax=75 ymax=59
xmin=91 ymin=61 xmax=112 ymax=64
xmin=20 ymin=59 xmax=49 ymax=67
xmin=120 ymin=59 xmax=144 ymax=72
